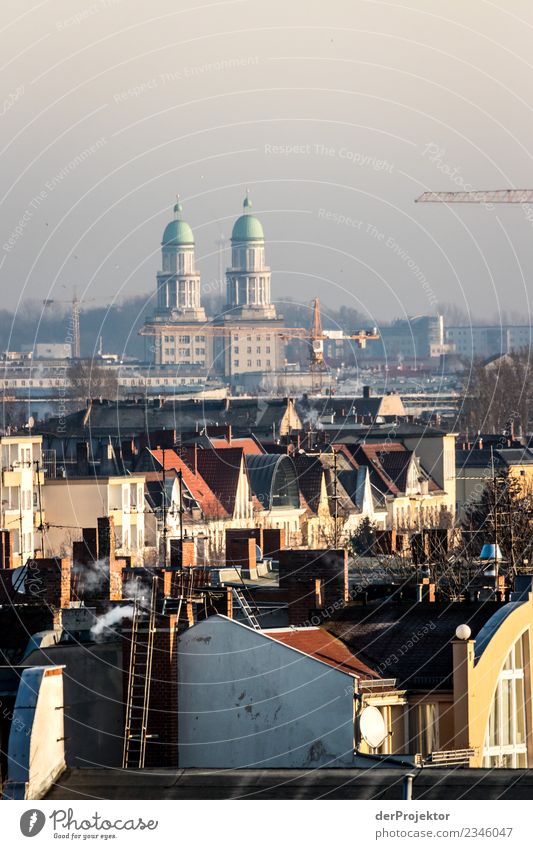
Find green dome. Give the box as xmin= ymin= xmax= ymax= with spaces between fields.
xmin=231 ymin=192 xmax=264 ymax=242
xmin=162 ymin=199 xmax=195 ymax=246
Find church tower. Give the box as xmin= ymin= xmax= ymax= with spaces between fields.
xmin=226 ymin=192 xmax=276 ymax=320
xmin=156 ymin=199 xmax=205 ymax=321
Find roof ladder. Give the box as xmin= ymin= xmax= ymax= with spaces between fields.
xmin=232 ymin=586 xmax=261 ymax=630
xmin=122 ymin=575 xmax=158 ymax=769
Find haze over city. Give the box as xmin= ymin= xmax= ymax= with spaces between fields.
xmin=2 ymin=0 xmax=533 ymax=824
xmin=2 ymin=0 xmax=533 ymax=328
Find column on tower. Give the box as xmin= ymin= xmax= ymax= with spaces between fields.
xmin=156 ymin=199 xmax=205 ymax=320
xmin=225 ymin=193 xmax=275 ymax=319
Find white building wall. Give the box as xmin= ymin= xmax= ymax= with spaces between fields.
xmin=42 ymin=477 xmax=145 ymax=562
xmin=178 ymin=615 xmax=356 ymax=768
xmin=1 ymin=436 xmax=43 ymax=565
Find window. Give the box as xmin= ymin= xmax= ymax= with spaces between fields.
xmin=256 ymin=359 xmax=261 ymax=366
xmin=247 ymin=360 xmax=252 ymax=367
xmin=234 ymin=360 xmax=239 ymax=367
xmin=410 ymin=703 xmax=439 ymax=757
xmin=178 ymin=335 xmax=190 ymax=343
xmin=256 ymin=346 xmax=261 ymax=353
xmin=266 ymin=346 xmax=271 ymax=353
xmin=247 ymin=347 xmax=252 ymax=354
xmin=483 ymin=633 xmax=529 ymax=768
xmin=234 ymin=346 xmax=239 ymax=353
xmin=266 ymin=360 xmax=271 ymax=367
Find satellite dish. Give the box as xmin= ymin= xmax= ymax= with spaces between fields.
xmin=359 ymin=705 xmax=388 ymax=749
xmin=27 ymin=416 xmax=35 ymax=430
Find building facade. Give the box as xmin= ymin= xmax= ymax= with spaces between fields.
xmin=42 ymin=475 xmax=147 ymax=564
xmin=141 ymin=194 xmax=286 ymax=387
xmin=446 ymin=325 xmax=531 ymax=360
xmin=0 ymin=435 xmax=44 ymax=566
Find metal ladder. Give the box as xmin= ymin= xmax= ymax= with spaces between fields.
xmin=232 ymin=586 xmax=261 ymax=630
xmin=122 ymin=576 xmax=158 ymax=769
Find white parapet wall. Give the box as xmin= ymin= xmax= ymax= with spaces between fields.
xmin=2 ymin=666 xmax=66 ymax=800
xmin=179 ymin=615 xmax=356 ymax=768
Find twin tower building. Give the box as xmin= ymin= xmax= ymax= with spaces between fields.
xmin=141 ymin=193 xmax=285 ymax=385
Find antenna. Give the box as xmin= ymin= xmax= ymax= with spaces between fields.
xmin=72 ymin=291 xmax=80 ymax=358
xmin=215 ymin=233 xmax=226 ymax=291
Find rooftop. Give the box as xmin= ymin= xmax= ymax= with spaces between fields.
xmin=325 ymin=600 xmax=504 ymax=689
xmin=264 ymin=626 xmax=378 ymax=678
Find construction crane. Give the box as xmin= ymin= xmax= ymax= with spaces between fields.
xmin=42 ymin=291 xmax=96 ymax=358
xmin=287 ymin=298 xmax=379 ymax=392
xmin=416 ymin=190 xmax=533 ymax=204
xmin=309 ymin=298 xmax=379 ymax=390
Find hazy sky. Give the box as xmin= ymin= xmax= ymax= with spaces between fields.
xmin=2 ymin=0 xmax=533 ymax=327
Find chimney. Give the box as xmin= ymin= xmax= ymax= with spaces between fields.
xmin=363 ymin=385 xmax=371 ymax=398
xmin=76 ymin=441 xmax=89 ymax=476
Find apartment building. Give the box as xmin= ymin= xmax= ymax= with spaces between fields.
xmin=0 ymin=435 xmax=44 ymax=566
xmin=42 ymin=475 xmax=146 ymax=564
xmin=446 ymin=325 xmax=531 ymax=359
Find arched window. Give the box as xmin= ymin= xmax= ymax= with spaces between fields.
xmin=483 ymin=632 xmax=529 ymax=768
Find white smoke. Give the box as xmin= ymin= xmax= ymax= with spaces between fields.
xmin=122 ymin=579 xmax=149 ymax=607
xmin=73 ymin=559 xmax=109 ymax=593
xmin=301 ymin=407 xmax=323 ymax=430
xmin=90 ymin=605 xmax=135 ymax=638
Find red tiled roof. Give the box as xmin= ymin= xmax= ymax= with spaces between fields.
xmin=265 ymin=626 xmax=379 ymax=678
xmin=149 ymin=449 xmax=229 ymax=518
xmin=182 ymin=446 xmax=247 ymax=516
xmin=210 ymin=436 xmax=264 ymax=455
xmin=339 ymin=442 xmax=441 ymax=496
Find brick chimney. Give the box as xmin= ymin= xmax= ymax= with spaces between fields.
xmin=278 ymin=549 xmax=348 ymax=625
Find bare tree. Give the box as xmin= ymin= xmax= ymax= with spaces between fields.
xmin=460 ymin=352 xmax=531 ymax=434
xmin=67 ymin=360 xmax=119 ymax=401
xmin=1 ymin=400 xmax=28 ymax=433
xmin=462 ymin=469 xmax=533 ymax=571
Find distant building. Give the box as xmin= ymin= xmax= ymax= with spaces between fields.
xmin=28 ymin=343 xmax=72 ymax=360
xmin=446 ymin=325 xmax=532 ymax=360
xmin=456 ymin=443 xmax=533 ymax=517
xmin=296 ymin=388 xmax=407 ymax=427
xmin=354 ymin=315 xmax=448 ymax=363
xmin=140 ymin=193 xmax=286 ymax=388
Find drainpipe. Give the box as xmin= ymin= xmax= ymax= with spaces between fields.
xmin=403 ymin=772 xmax=416 ymax=800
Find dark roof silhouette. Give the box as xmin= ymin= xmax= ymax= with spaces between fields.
xmin=325 ymin=600 xmax=504 ymax=690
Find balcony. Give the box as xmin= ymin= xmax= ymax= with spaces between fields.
xmin=2 ymin=469 xmax=21 ymax=486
